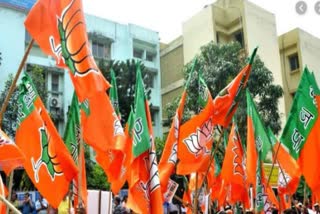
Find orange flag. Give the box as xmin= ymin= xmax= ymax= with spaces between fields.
xmin=213 ymin=48 xmax=257 ymax=127
xmin=0 ymin=128 xmax=25 ymax=175
xmin=24 ymin=0 xmax=109 ymax=102
xmin=159 ymin=91 xmax=186 ymax=193
xmin=16 ymin=74 xmax=78 ymax=208
xmin=126 ymin=64 xmax=163 ymax=214
xmin=177 ymin=74 xmax=214 ymax=175
xmin=220 ymin=123 xmax=250 ymax=208
xmin=267 ymin=127 xmax=300 ymax=194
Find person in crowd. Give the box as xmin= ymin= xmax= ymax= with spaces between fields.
xmin=113 ymin=196 xmax=125 ymax=214
xmin=10 ymin=192 xmax=19 ymax=213
xmin=18 ymin=192 xmax=34 ymax=214
xmin=35 ymin=194 xmax=48 ymax=214
xmin=121 ymin=195 xmax=130 ymax=213
xmin=314 ymin=203 xmax=320 ymax=214
xmin=58 ymin=192 xmax=72 ymax=214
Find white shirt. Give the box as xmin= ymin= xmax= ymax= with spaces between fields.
xmin=35 ymin=198 xmax=48 ymax=214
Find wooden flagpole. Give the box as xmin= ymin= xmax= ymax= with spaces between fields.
xmin=0 ymin=39 xmax=34 ymax=125
xmin=77 ymin=126 xmax=84 ymax=213
xmin=193 ymin=173 xmax=199 ymax=214
xmin=6 ymin=170 xmax=14 ymax=214
xmin=0 ymin=194 xmax=21 ymax=214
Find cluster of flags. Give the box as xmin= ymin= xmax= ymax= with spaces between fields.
xmin=0 ymin=0 xmax=320 ymax=213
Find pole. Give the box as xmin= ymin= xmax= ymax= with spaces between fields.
xmin=77 ymin=126 xmax=84 ymax=213
xmin=193 ymin=173 xmax=199 ymax=214
xmin=173 ymin=195 xmax=193 ymax=210
xmin=0 ymin=195 xmax=21 ymax=214
xmin=0 ymin=39 xmax=34 ymax=125
xmin=6 ymin=171 xmax=14 ymax=214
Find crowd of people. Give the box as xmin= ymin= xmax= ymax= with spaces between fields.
xmin=9 ymin=191 xmax=73 ymax=214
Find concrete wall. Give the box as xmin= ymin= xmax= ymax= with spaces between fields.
xmin=243 ymin=0 xmax=287 ymax=126
xmin=182 ymin=5 xmax=216 ymax=64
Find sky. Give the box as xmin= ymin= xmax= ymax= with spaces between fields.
xmin=83 ymin=0 xmax=320 ymax=43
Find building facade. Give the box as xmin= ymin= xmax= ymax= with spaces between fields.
xmin=279 ymin=28 xmax=320 ymax=116
xmin=161 ymin=0 xmax=287 ymax=127
xmin=0 ymin=2 xmax=162 ymax=137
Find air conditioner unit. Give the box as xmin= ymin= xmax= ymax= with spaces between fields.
xmin=50 ymin=96 xmax=61 ymax=108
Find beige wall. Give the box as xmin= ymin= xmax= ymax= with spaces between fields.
xmin=160 ymin=37 xmax=185 ymax=120
xmin=243 ymin=0 xmax=286 ymax=127
xmin=182 ymin=5 xmax=216 ymax=64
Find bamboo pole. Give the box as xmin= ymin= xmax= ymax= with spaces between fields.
xmin=0 ymin=195 xmax=21 ymax=214
xmin=77 ymin=126 xmax=84 ymax=213
xmin=6 ymin=171 xmax=14 ymax=214
xmin=0 ymin=39 xmax=34 ymax=125
xmin=193 ymin=173 xmax=199 ymax=214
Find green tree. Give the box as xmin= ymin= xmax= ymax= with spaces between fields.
xmin=165 ymin=42 xmax=283 ymax=140
xmin=98 ymin=59 xmax=153 ymax=125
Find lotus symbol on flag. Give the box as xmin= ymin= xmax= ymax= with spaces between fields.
xmin=183 ymin=118 xmax=213 ymax=157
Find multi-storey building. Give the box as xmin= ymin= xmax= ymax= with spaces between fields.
xmin=161 ymin=0 xmax=286 ymax=127
xmin=279 ymin=28 xmax=320 ymax=115
xmin=0 ymin=1 xmax=162 ymax=137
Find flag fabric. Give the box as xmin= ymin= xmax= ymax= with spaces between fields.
xmin=267 ymin=127 xmax=300 ymax=194
xmin=0 ymin=128 xmax=25 ymax=175
xmin=220 ymin=123 xmax=250 ymax=208
xmin=95 ymin=69 xmax=125 ymax=190
xmin=126 ymin=63 xmax=163 ymax=214
xmin=16 ymin=73 xmax=78 ymax=208
xmin=177 ymin=72 xmax=214 ymax=175
xmin=24 ymin=0 xmax=109 ymax=101
xmin=213 ymin=48 xmax=257 ymax=127
xmin=246 ymin=90 xmax=272 ymax=186
xmin=280 ymin=67 xmax=320 ymax=198
xmin=63 ymin=93 xmax=87 ymax=208
xmin=246 ymin=90 xmax=279 ymax=212
xmin=109 ymin=111 xmax=134 ymax=194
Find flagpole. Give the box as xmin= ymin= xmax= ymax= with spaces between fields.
xmin=193 ymin=173 xmax=199 ymax=214
xmin=0 ymin=39 xmax=34 ymax=125
xmin=6 ymin=170 xmax=14 ymax=214
xmin=0 ymin=194 xmax=21 ymax=214
xmin=77 ymin=126 xmax=84 ymax=213
xmin=173 ymin=195 xmax=193 ymax=210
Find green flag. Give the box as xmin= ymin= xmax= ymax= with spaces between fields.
xmin=110 ymin=68 xmax=121 ymax=118
xmin=280 ymin=67 xmax=319 ymax=160
xmin=246 ymin=90 xmax=272 ymax=161
xmin=63 ymin=93 xmax=80 ymax=162
xmin=132 ymin=63 xmax=151 ymax=157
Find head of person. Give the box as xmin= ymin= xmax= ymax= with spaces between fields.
xmin=314 ymin=203 xmax=320 ymax=211
xmin=24 ymin=193 xmax=30 ymax=202
xmin=11 ymin=192 xmax=17 ymax=201
xmin=122 ymin=195 xmax=128 ymax=203
xmin=114 ymin=196 xmax=121 ymax=206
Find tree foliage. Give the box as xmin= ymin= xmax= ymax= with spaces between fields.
xmin=98 ymin=59 xmax=153 ymax=125
xmin=165 ymin=42 xmax=283 ymax=140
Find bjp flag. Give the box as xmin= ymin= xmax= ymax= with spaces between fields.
xmin=0 ymin=128 xmax=25 ymax=175
xmin=213 ymin=48 xmax=257 ymax=127
xmin=16 ymin=74 xmax=78 ymax=208
xmin=24 ymin=0 xmax=109 ymax=101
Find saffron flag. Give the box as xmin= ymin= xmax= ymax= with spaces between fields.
xmin=0 ymin=128 xmax=25 ymax=175
xmin=24 ymin=0 xmax=109 ymax=101
xmin=213 ymin=48 xmax=257 ymax=127
xmin=63 ymin=93 xmax=87 ymax=208
xmin=267 ymin=127 xmax=300 ymax=194
xmin=109 ymin=111 xmax=134 ymax=194
xmin=126 ymin=63 xmax=163 ymax=214
xmin=220 ymin=123 xmax=250 ymax=208
xmin=0 ymin=175 xmax=6 ymax=213
xmin=16 ymin=74 xmax=78 ymax=208
xmin=246 ymin=90 xmax=278 ymax=212
xmin=95 ymin=69 xmax=125 ymax=188
xmin=280 ymin=67 xmax=320 ymax=198
xmin=246 ymin=89 xmax=272 ymax=186
xmin=177 ymin=72 xmax=214 ymax=175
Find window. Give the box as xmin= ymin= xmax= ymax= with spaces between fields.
xmin=144 ymin=70 xmax=156 ymax=88
xmin=150 ymin=108 xmax=159 ymax=126
xmin=51 ymin=74 xmax=59 ymax=92
xmin=133 ymin=48 xmax=144 ymax=59
xmin=216 ymin=32 xmax=220 ymax=44
xmin=234 ymin=31 xmax=244 ymax=47
xmin=288 ymin=53 xmax=299 ymax=72
xmin=146 ymin=51 xmax=155 ymax=62
xmin=92 ymin=42 xmax=110 ymax=59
